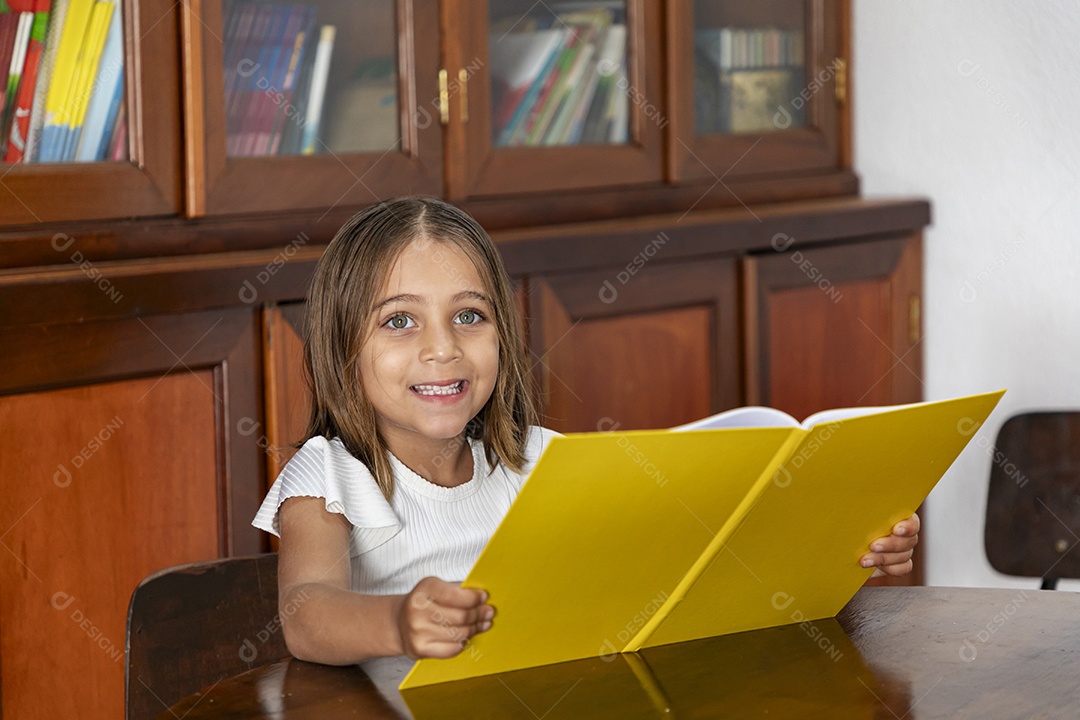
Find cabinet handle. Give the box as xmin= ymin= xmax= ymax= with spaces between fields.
xmin=458 ymin=68 xmax=469 ymax=123
xmin=834 ymin=57 xmax=848 ymax=107
xmin=438 ymin=69 xmax=450 ymax=125
xmin=909 ymin=295 xmax=921 ymax=344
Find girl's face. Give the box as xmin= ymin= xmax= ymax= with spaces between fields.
xmin=359 ymin=238 xmax=500 ymax=453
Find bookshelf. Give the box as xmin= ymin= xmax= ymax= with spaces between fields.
xmin=0 ymin=0 xmax=181 ymax=225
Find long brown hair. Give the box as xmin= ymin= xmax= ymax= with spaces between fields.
xmin=303 ymin=197 xmax=536 ymax=500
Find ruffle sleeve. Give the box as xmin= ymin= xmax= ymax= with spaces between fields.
xmin=251 ymin=436 xmax=403 ymax=556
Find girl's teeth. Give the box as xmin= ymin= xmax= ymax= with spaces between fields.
xmin=413 ymin=382 xmax=463 ymax=396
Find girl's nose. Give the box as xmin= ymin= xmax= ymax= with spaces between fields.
xmin=421 ymin=322 xmax=462 ymax=362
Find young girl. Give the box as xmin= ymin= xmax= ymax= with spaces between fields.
xmin=253 ymin=196 xmax=920 ymax=665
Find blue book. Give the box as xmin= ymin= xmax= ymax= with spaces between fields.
xmin=76 ymin=0 xmax=122 ymax=161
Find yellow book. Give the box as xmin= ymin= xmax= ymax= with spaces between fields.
xmin=66 ymin=1 xmax=113 ymax=140
xmin=42 ymin=0 xmax=95 ymax=127
xmin=399 ymin=389 xmax=1005 ymax=691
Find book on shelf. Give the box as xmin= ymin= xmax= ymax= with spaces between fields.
xmin=0 ymin=8 xmax=32 ymax=155
xmin=297 ymin=22 xmax=333 ymax=155
xmin=492 ymin=3 xmax=627 ymax=148
xmin=399 ymin=389 xmax=1005 ymax=690
xmin=221 ymin=0 xmax=335 ymax=157
xmin=59 ymin=0 xmax=110 ymax=159
xmin=73 ymin=0 xmax=119 ymax=161
xmin=489 ymin=27 xmax=564 ymax=143
xmin=37 ymin=0 xmax=91 ymax=161
xmin=694 ymin=26 xmax=806 ymax=135
xmin=0 ymin=0 xmax=125 ymax=163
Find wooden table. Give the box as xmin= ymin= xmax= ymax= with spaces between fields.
xmin=160 ymin=586 xmax=1080 ymax=719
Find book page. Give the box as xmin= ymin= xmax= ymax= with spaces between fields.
xmin=800 ymin=399 xmax=929 ymax=429
xmin=674 ymin=406 xmax=799 ymax=431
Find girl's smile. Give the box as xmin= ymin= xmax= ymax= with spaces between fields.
xmin=411 ymin=379 xmax=468 ymax=400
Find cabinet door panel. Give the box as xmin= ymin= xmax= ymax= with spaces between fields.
xmin=530 ymin=258 xmax=740 ymax=432
xmin=0 ymin=306 xmax=265 ymax=719
xmin=0 ymin=373 xmax=219 ymax=720
xmin=263 ymin=303 xmax=310 ymax=483
xmin=744 ymin=234 xmax=922 ymax=419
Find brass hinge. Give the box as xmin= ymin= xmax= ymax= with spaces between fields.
xmin=834 ymin=57 xmax=848 ymax=107
xmin=909 ymin=295 xmax=921 ymax=345
xmin=438 ymin=69 xmax=450 ymax=125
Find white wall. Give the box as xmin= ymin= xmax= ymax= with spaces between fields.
xmin=854 ymin=1 xmax=1080 ymax=590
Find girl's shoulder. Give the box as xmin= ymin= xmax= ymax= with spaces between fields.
xmin=252 ymin=436 xmax=400 ymax=545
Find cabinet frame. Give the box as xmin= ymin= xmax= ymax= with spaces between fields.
xmin=442 ymin=0 xmax=665 ymax=199
xmin=666 ymin=0 xmax=845 ymax=185
xmin=186 ymin=0 xmax=444 ymax=216
xmin=0 ymin=0 xmax=183 ymax=226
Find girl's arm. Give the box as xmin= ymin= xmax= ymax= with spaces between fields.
xmin=277 ymin=496 xmax=493 ymax=664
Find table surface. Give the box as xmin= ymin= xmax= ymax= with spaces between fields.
xmin=160 ymin=586 xmax=1080 ymax=720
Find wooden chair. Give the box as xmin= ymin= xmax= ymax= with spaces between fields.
xmin=984 ymin=411 xmax=1080 ymax=589
xmin=125 ymin=554 xmax=290 ymax=719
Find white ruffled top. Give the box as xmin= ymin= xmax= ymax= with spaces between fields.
xmin=252 ymin=427 xmax=556 ymax=595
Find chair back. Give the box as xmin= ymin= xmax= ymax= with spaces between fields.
xmin=125 ymin=554 xmax=289 ymax=719
xmin=985 ymin=411 xmax=1080 ymax=588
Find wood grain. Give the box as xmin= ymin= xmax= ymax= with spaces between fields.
xmin=161 ymin=587 xmax=1080 ymax=719
xmin=0 ymin=373 xmax=219 ymax=719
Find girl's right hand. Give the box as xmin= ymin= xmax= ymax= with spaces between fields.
xmin=395 ymin=577 xmax=494 ymax=659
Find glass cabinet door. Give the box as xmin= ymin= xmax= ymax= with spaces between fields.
xmin=668 ymin=0 xmax=842 ymax=184
xmin=197 ymin=0 xmax=442 ymax=216
xmin=0 ymin=0 xmax=181 ymax=224
xmin=446 ymin=0 xmax=663 ymax=198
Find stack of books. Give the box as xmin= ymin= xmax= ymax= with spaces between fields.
xmin=222 ymin=0 xmax=337 ymax=157
xmin=0 ymin=0 xmax=126 ymax=164
xmin=489 ymin=4 xmax=628 ymax=147
xmin=694 ymin=26 xmax=806 ymax=135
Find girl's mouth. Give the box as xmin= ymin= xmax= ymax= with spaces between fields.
xmin=411 ymin=380 xmax=466 ymax=397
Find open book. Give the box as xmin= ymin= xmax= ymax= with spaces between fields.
xmin=399 ymin=390 xmax=1005 ymax=690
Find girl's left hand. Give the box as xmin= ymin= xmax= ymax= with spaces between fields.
xmin=860 ymin=513 xmax=920 ymax=578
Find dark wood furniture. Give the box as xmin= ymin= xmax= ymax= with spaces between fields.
xmin=984 ymin=411 xmax=1080 ymax=589
xmin=1 ymin=2 xmax=932 ymax=717
xmin=155 ymin=586 xmax=1080 ymax=719
xmin=125 ymin=555 xmax=288 ymax=720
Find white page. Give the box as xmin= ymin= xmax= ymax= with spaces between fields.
xmin=672 ymin=406 xmax=799 ymax=431
xmin=799 ymin=399 xmax=929 ymax=429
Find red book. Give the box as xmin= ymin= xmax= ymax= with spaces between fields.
xmin=4 ymin=0 xmax=50 ymax=163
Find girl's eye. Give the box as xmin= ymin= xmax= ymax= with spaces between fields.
xmin=385 ymin=314 xmax=415 ymax=330
xmin=455 ymin=309 xmax=483 ymax=325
